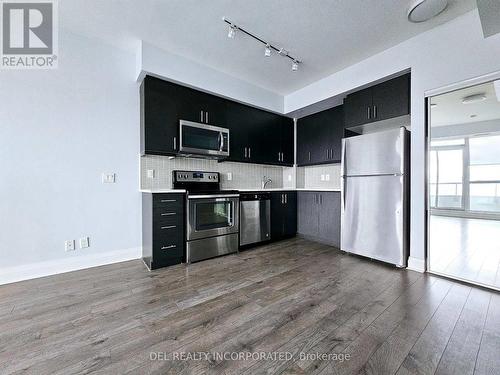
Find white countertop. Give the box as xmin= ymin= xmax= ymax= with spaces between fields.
xmin=140 ymin=187 xmax=340 ymax=193
xmin=237 ymin=188 xmax=296 ymax=192
xmin=237 ymin=188 xmax=341 ymax=192
xmin=140 ymin=189 xmax=186 ymax=193
xmin=295 ymin=188 xmax=341 ymax=192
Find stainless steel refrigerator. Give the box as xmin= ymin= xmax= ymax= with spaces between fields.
xmin=341 ymin=127 xmax=409 ymax=267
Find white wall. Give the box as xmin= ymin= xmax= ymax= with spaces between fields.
xmin=0 ymin=31 xmax=141 ymax=284
xmin=284 ymin=10 xmax=500 ymax=271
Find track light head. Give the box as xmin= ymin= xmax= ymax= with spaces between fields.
xmin=264 ymin=44 xmax=271 ymax=57
xmin=227 ymin=24 xmax=236 ymax=39
xmin=291 ymin=60 xmax=299 ymax=71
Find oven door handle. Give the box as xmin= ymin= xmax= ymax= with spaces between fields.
xmin=187 ymin=194 xmax=240 ymax=199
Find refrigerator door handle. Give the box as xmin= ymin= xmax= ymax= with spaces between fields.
xmin=341 ymin=138 xmax=347 ymax=213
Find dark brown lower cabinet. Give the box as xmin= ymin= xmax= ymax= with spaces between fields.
xmin=297 ymin=191 xmax=341 ymax=247
xmin=142 ymin=193 xmax=185 ymax=270
xmin=271 ymin=191 xmax=297 ymax=241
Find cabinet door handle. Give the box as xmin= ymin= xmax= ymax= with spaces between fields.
xmin=173 ymin=137 xmax=177 ymax=150
xmin=160 ymin=212 xmax=176 ymax=216
xmin=205 ymin=111 xmax=209 ymax=123
xmin=285 ymin=194 xmax=287 ymax=204
xmin=200 ymin=110 xmax=204 ymax=122
xmin=320 ymin=194 xmax=322 ymax=204
xmin=308 ymin=151 xmax=311 ymax=161
xmin=161 ymin=225 xmax=176 ymax=230
xmin=367 ymin=106 xmax=371 ymax=119
xmin=161 ymin=245 xmax=177 ymax=250
xmin=160 ymin=199 xmax=176 ymax=203
xmin=244 ymin=147 xmax=247 ymax=158
xmin=373 ymin=105 xmax=377 ymax=119
xmin=249 ymin=147 xmax=251 ymax=159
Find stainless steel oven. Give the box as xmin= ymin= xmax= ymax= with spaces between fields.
xmin=179 ymin=120 xmax=229 ymax=158
xmin=187 ymin=194 xmax=239 ymax=241
xmin=173 ymin=170 xmax=239 ymax=263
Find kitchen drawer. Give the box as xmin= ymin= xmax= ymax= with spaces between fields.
xmin=153 ymin=201 xmax=183 ymax=213
xmin=154 ymin=222 xmax=183 ymax=235
xmin=153 ymin=194 xmax=184 ymax=210
xmin=153 ymin=210 xmax=183 ymax=224
xmin=153 ymin=235 xmax=183 ymax=256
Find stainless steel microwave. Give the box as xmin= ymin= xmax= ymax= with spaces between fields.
xmin=179 ymin=120 xmax=229 ymax=158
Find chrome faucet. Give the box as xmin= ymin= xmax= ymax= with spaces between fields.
xmin=262 ymin=176 xmax=272 ymax=189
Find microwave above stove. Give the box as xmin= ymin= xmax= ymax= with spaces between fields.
xmin=179 ymin=120 xmax=229 ymax=159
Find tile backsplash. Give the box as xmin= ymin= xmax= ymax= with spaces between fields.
xmin=297 ymin=164 xmax=341 ymax=189
xmin=141 ymin=155 xmax=284 ymax=190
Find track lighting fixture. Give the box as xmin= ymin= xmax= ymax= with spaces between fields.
xmin=222 ymin=16 xmax=301 ymax=71
xmin=264 ymin=44 xmax=271 ymax=57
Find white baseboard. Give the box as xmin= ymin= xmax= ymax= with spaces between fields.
xmin=407 ymin=256 xmax=426 ymax=273
xmin=0 ymin=247 xmax=142 ymax=286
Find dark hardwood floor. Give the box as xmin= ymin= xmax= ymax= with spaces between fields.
xmin=0 ymin=237 xmax=499 ymax=374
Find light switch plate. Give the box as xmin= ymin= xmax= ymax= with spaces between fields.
xmin=147 ymin=169 xmax=155 ymax=179
xmin=102 ymin=173 xmax=116 ymax=183
xmin=79 ymin=237 xmax=90 ymax=249
xmin=65 ymin=240 xmax=75 ymax=252
xmin=320 ymin=174 xmax=325 ymax=181
xmin=227 ymin=172 xmax=232 ymax=181
xmin=288 ymin=174 xmax=292 ymax=182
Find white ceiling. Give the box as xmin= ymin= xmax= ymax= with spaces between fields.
xmin=430 ymin=81 xmax=500 ymax=127
xmin=60 ymin=0 xmax=477 ymax=95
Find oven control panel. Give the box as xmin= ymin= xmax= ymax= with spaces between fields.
xmin=173 ymin=171 xmax=219 ymax=183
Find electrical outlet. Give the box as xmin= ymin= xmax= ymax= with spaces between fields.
xmin=65 ymin=240 xmax=75 ymax=252
xmin=102 ymin=173 xmax=116 ymax=183
xmin=320 ymin=174 xmax=325 ymax=181
xmin=227 ymin=172 xmax=232 ymax=181
xmin=288 ymin=174 xmax=292 ymax=182
xmin=79 ymin=237 xmax=90 ymax=249
xmin=147 ymin=169 xmax=155 ymax=179
xmin=326 ymin=174 xmax=330 ymax=181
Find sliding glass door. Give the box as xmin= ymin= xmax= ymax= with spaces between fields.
xmin=427 ymin=77 xmax=500 ymax=291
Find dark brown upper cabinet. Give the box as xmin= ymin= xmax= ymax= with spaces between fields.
xmin=297 ymin=105 xmax=344 ymax=166
xmin=141 ymin=75 xmax=293 ymax=166
xmin=344 ymin=73 xmax=410 ymax=128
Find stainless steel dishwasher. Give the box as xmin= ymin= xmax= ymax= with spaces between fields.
xmin=239 ymin=192 xmax=271 ymax=247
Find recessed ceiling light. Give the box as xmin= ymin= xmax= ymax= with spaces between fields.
xmin=407 ymin=0 xmax=448 ymax=23
xmin=462 ymin=93 xmax=487 ymax=104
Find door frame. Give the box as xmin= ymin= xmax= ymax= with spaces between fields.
xmin=424 ymin=70 xmax=500 ymax=292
